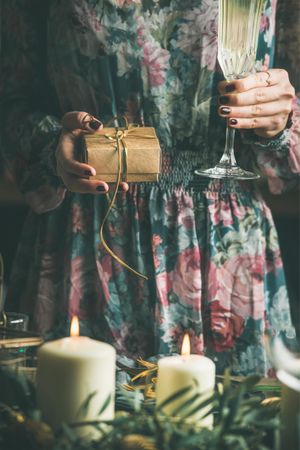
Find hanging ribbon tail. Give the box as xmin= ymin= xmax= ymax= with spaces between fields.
xmin=99 ymin=120 xmax=149 ymax=280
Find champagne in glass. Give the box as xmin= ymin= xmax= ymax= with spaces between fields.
xmin=195 ymin=0 xmax=265 ymax=180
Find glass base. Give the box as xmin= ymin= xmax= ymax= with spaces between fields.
xmin=195 ymin=164 xmax=260 ymax=180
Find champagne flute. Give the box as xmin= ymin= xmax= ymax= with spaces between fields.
xmin=195 ymin=0 xmax=265 ymax=180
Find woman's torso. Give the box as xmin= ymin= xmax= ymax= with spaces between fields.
xmin=46 ymin=0 xmax=276 ymax=189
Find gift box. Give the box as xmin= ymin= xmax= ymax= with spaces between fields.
xmin=82 ymin=126 xmax=161 ymax=182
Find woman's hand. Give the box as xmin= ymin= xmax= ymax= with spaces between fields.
xmin=55 ymin=111 xmax=129 ymax=194
xmin=217 ymin=69 xmax=295 ymax=138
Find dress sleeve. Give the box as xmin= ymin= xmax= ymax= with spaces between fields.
xmin=241 ymin=0 xmax=300 ymax=194
xmin=0 ymin=0 xmax=66 ymax=214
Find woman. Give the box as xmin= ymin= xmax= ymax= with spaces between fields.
xmin=1 ymin=0 xmax=299 ymax=375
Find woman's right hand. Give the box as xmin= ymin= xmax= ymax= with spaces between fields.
xmin=55 ymin=111 xmax=129 ymax=194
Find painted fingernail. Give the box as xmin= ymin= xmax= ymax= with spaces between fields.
xmin=84 ymin=170 xmax=92 ymax=176
xmin=90 ymin=120 xmax=102 ymax=130
xmin=96 ymin=186 xmax=106 ymax=192
xmin=229 ymin=118 xmax=238 ymax=125
xmin=225 ymin=84 xmax=235 ymax=93
xmin=220 ymin=106 xmax=231 ymax=115
xmin=219 ymin=95 xmax=230 ymax=104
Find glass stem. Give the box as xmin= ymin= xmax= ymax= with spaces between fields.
xmin=218 ymin=125 xmax=237 ymax=167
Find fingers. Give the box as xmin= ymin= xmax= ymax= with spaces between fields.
xmin=224 ymin=114 xmax=289 ymax=137
xmin=61 ymin=111 xmax=103 ymax=132
xmin=217 ymin=69 xmax=295 ymax=137
xmin=219 ymin=100 xmax=291 ymax=120
xmin=57 ymin=173 xmax=129 ymax=195
xmin=57 ymin=163 xmax=129 ymax=195
xmin=57 ymin=111 xmax=129 ymax=194
xmin=58 ymin=171 xmax=109 ymax=194
xmin=218 ymin=98 xmax=290 ymax=136
xmin=119 ymin=182 xmax=129 ymax=192
xmin=218 ymin=69 xmax=293 ymax=94
xmin=56 ymin=130 xmax=129 ymax=194
xmin=56 ymin=130 xmax=97 ymax=178
xmin=218 ymin=84 xmax=293 ymax=107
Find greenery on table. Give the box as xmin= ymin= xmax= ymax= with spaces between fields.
xmin=0 ymin=363 xmax=281 ymax=450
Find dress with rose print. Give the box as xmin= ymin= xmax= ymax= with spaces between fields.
xmin=1 ymin=0 xmax=299 ymax=376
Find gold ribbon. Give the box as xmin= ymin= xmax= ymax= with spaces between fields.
xmin=99 ymin=117 xmax=156 ymax=281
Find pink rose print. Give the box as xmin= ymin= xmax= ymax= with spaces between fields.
xmin=141 ymin=42 xmax=170 ymax=87
xmin=231 ymin=196 xmax=247 ymax=221
xmin=165 ymin=194 xmax=194 ymax=226
xmin=152 ymin=234 xmax=163 ymax=248
xmin=68 ymin=256 xmax=86 ymax=319
xmin=113 ymin=0 xmax=140 ymax=6
xmin=260 ymin=13 xmax=270 ymax=33
xmin=137 ymin=18 xmax=170 ymax=87
xmin=172 ymin=247 xmax=202 ymax=310
xmin=34 ymin=254 xmax=59 ymax=333
xmin=71 ymin=203 xmax=90 ymax=234
xmin=260 ymin=6 xmax=276 ymax=47
xmin=208 ymin=199 xmax=233 ymax=227
xmin=156 ymin=247 xmax=201 ymax=310
xmin=261 ymin=53 xmax=270 ymax=71
xmin=208 ymin=254 xmax=265 ymax=321
xmin=189 ymin=329 xmax=205 ymax=354
xmin=207 ymin=193 xmax=247 ymax=227
xmin=156 ymin=271 xmax=171 ymax=307
xmin=208 ymin=195 xmax=247 ymax=227
xmin=208 ymin=301 xmax=244 ymax=352
xmin=152 ymin=234 xmax=163 ymax=269
xmin=288 ymin=97 xmax=300 ymax=173
xmin=177 ymin=0 xmax=218 ymax=70
xmin=96 ymin=257 xmax=112 ymax=303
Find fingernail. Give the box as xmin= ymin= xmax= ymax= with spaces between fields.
xmin=84 ymin=170 xmax=92 ymax=176
xmin=219 ymin=95 xmax=230 ymax=104
xmin=96 ymin=186 xmax=106 ymax=192
xmin=90 ymin=120 xmax=102 ymax=130
xmin=225 ymin=84 xmax=235 ymax=93
xmin=220 ymin=106 xmax=231 ymax=115
xmin=229 ymin=118 xmax=238 ymax=125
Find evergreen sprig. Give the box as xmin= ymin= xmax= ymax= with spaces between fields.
xmin=0 ymin=365 xmax=280 ymax=450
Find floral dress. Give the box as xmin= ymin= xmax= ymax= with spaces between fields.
xmin=1 ymin=0 xmax=299 ymax=376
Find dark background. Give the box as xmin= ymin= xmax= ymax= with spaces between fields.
xmin=0 ymin=172 xmax=299 ymax=337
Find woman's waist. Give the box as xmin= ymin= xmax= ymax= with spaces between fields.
xmin=156 ymin=149 xmax=257 ymax=194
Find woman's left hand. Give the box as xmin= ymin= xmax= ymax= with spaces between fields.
xmin=218 ymin=69 xmax=295 ymax=138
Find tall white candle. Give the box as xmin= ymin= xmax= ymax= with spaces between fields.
xmin=156 ymin=334 xmax=215 ymax=427
xmin=37 ymin=317 xmax=116 ymax=438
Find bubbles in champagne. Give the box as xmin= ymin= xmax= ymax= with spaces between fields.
xmin=218 ymin=0 xmax=265 ymax=80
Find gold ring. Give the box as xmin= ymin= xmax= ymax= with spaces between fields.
xmin=265 ymin=70 xmax=272 ymax=86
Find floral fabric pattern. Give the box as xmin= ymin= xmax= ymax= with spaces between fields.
xmin=0 ymin=0 xmax=299 ymax=376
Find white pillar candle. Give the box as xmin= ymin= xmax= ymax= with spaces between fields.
xmin=156 ymin=334 xmax=215 ymax=427
xmin=37 ymin=317 xmax=116 ymax=438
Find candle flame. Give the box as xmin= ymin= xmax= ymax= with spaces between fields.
xmin=70 ymin=316 xmax=80 ymax=337
xmin=181 ymin=332 xmax=191 ymax=356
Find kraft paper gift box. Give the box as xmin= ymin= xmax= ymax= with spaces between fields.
xmin=82 ymin=126 xmax=161 ymax=182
